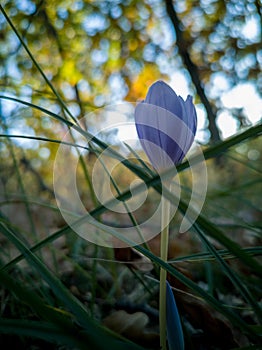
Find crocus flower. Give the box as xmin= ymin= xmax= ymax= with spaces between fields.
xmin=135 ymin=80 xmax=197 ymax=171
xmin=135 ymin=80 xmax=193 ymax=350
xmin=166 ymin=280 xmax=184 ymax=350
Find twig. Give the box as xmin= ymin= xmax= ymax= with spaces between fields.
xmin=164 ymin=0 xmax=221 ymax=143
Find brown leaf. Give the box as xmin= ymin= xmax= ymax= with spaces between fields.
xmin=103 ymin=310 xmax=148 ymax=335
xmin=103 ymin=310 xmax=159 ymax=347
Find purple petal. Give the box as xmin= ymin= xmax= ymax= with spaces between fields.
xmin=166 ymin=280 xmax=184 ymax=350
xmin=135 ymin=124 xmax=183 ymax=170
xmin=145 ymin=81 xmax=184 ymax=120
xmin=184 ymin=95 xmax=197 ymax=135
xmin=175 ymin=95 xmax=197 ymax=164
xmin=134 ymin=81 xmax=197 ymax=170
xmin=135 ymin=103 xmax=194 ymax=170
xmin=180 ymin=95 xmax=197 ymax=161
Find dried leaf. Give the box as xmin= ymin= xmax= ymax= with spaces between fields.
xmin=103 ymin=310 xmax=159 ymax=347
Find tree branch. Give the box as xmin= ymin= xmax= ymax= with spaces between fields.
xmin=164 ymin=0 xmax=221 ymax=142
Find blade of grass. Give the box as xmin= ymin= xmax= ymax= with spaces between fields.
xmin=0 ymin=221 xmax=143 ymax=350
xmin=0 ymin=95 xmax=261 ymax=180
xmin=0 ymin=269 xmax=144 ymax=350
xmin=2 ymin=169 xmax=261 ymax=278
xmin=134 ymin=245 xmax=261 ymax=342
xmin=0 ymin=318 xmax=143 ymax=350
xmin=0 ymin=133 xmax=92 ymax=153
xmin=194 ymin=225 xmax=262 ymax=322
xmin=0 ymin=95 xmax=149 ymax=182
xmin=0 ymin=4 xmax=78 ymax=125
xmin=168 ymin=247 xmax=262 ymax=263
xmin=65 ymin=214 xmax=262 ymax=339
xmin=225 ymin=151 xmax=262 ymax=174
xmin=3 ymin=215 xmax=259 ymax=340
xmin=0 ymin=121 xmax=37 ymax=240
xmin=202 ymin=242 xmax=214 ymax=296
xmin=0 ymin=318 xmax=90 ymax=348
xmin=1 ymin=210 xmax=261 ymax=341
xmin=1 ymin=97 xmax=261 ymax=289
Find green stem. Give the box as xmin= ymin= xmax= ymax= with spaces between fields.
xmin=159 ymin=182 xmax=171 ymax=350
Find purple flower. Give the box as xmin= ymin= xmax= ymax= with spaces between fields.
xmin=135 ymin=80 xmax=197 ymax=171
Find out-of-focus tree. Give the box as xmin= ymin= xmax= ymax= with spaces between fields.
xmin=0 ymin=0 xmax=261 ymax=142
xmin=0 ymin=4 xmax=261 ymax=348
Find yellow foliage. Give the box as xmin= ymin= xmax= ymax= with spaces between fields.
xmin=60 ymin=59 xmax=82 ymax=85
xmin=128 ymin=38 xmax=138 ymax=52
xmin=126 ymin=64 xmax=167 ymax=101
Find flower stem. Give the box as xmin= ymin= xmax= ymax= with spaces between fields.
xmin=159 ymin=182 xmax=171 ymax=350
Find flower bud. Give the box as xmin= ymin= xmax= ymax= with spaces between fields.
xmin=135 ymin=80 xmax=197 ymax=171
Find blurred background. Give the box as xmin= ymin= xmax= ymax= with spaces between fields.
xmin=0 ymin=1 xmax=261 ymax=349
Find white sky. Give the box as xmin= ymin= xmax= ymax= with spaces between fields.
xmin=170 ymin=71 xmax=262 ymax=142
